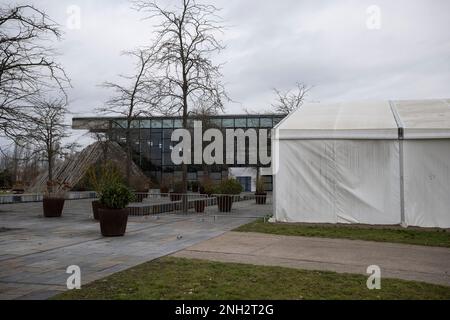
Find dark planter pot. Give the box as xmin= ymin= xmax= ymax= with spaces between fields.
xmin=98 ymin=208 xmax=129 ymax=237
xmin=170 ymin=193 xmax=182 ymax=202
xmin=194 ymin=199 xmax=206 ymax=213
xmin=43 ymin=197 xmax=65 ymax=218
xmin=91 ymin=200 xmax=104 ymax=220
xmin=255 ymin=192 xmax=267 ymax=205
xmin=217 ymin=195 xmax=233 ymax=212
xmin=160 ymin=187 xmax=169 ymax=196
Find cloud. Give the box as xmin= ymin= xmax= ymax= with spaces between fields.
xmin=3 ymin=0 xmax=450 ymax=147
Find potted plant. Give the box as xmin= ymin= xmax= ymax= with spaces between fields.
xmin=88 ymin=162 xmax=123 ymax=220
xmin=160 ymin=180 xmax=169 ymax=196
xmin=43 ymin=181 xmax=70 ymax=218
xmin=170 ymin=181 xmax=184 ymax=201
xmin=131 ymin=177 xmax=151 ymax=203
xmin=216 ymin=178 xmax=243 ymax=212
xmin=191 ymin=181 xmax=200 ymax=193
xmin=255 ymin=177 xmax=267 ymax=205
xmin=200 ymin=177 xmax=216 ymax=197
xmin=98 ymin=183 xmax=135 ymax=237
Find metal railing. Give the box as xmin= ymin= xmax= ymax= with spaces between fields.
xmin=0 ymin=191 xmax=98 ymax=204
xmin=128 ymin=192 xmax=272 ymax=216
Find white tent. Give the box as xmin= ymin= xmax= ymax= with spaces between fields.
xmin=272 ymin=99 xmax=450 ymax=228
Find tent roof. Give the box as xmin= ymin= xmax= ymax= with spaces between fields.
xmin=275 ymin=99 xmax=450 ymax=140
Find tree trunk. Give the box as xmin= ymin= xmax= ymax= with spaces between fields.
xmin=181 ymin=89 xmax=189 ymax=213
xmin=125 ymin=127 xmax=132 ymax=187
xmin=48 ymin=156 xmax=53 ymax=194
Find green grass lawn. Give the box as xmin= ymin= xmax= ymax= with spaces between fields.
xmin=235 ymin=219 xmax=450 ymax=248
xmin=54 ymin=257 xmax=450 ymax=300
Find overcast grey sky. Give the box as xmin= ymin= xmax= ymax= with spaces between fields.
xmin=3 ymin=0 xmax=450 ymax=144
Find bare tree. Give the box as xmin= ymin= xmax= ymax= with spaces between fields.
xmin=191 ymin=101 xmax=222 ymax=179
xmin=98 ymin=49 xmax=160 ymax=186
xmin=0 ymin=5 xmax=70 ymax=143
xmin=133 ymin=0 xmax=228 ymax=199
xmin=272 ymin=83 xmax=311 ymax=114
xmin=28 ymin=97 xmax=70 ymax=193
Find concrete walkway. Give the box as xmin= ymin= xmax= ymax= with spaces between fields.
xmin=0 ymin=199 xmax=271 ymax=300
xmin=173 ymin=231 xmax=450 ymax=286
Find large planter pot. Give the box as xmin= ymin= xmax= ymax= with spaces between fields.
xmin=43 ymin=197 xmax=65 ymax=218
xmin=91 ymin=200 xmax=104 ymax=220
xmin=217 ymin=195 xmax=233 ymax=212
xmin=98 ymin=208 xmax=129 ymax=237
xmin=170 ymin=193 xmax=182 ymax=202
xmin=255 ymin=192 xmax=267 ymax=205
xmin=194 ymin=199 xmax=206 ymax=213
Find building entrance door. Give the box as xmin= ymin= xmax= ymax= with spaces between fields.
xmin=236 ymin=177 xmax=252 ymax=192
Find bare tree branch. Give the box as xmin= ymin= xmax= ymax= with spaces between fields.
xmin=0 ymin=4 xmax=70 ymax=142
xmin=26 ymin=96 xmax=72 ymax=193
xmin=271 ymin=83 xmax=312 ymax=114
xmin=132 ymin=0 xmax=228 ymax=200
xmin=97 ymin=48 xmax=161 ymax=185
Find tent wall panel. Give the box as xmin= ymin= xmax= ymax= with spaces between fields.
xmin=275 ymin=140 xmax=401 ymax=225
xmin=275 ymin=140 xmax=337 ymax=223
xmin=404 ymin=140 xmax=450 ymax=228
xmin=334 ymin=141 xmax=401 ymax=224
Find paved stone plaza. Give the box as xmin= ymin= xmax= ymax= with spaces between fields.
xmin=0 ymin=199 xmax=271 ymax=300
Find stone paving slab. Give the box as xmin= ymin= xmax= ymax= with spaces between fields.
xmin=0 ymin=199 xmax=271 ymax=300
xmin=172 ymin=231 xmax=450 ymax=286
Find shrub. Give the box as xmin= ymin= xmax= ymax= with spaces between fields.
xmin=129 ymin=176 xmax=151 ymax=192
xmin=256 ymin=178 xmax=266 ymax=194
xmin=88 ymin=162 xmax=124 ymax=196
xmin=200 ymin=178 xmax=216 ymax=196
xmin=0 ymin=169 xmax=13 ymax=189
xmin=191 ymin=181 xmax=200 ymax=192
xmin=216 ymin=178 xmax=243 ymax=195
xmin=172 ymin=181 xmax=184 ymax=193
xmin=100 ymin=183 xmax=135 ymax=209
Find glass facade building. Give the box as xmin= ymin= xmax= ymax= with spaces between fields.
xmin=73 ymin=114 xmax=286 ymax=191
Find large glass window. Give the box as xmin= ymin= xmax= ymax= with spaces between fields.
xmin=140 ymin=120 xmax=151 ymax=128
xmin=273 ymin=117 xmax=284 ymax=126
xmin=234 ymin=118 xmax=247 ymax=128
xmin=130 ymin=130 xmax=140 ymax=141
xmin=151 ymin=119 xmax=162 ymax=129
xmin=174 ymin=119 xmax=183 ymax=128
xmin=222 ymin=118 xmax=234 ymax=128
xmin=163 ymin=119 xmax=173 ymax=128
xmin=163 ymin=129 xmax=173 ymax=139
xmin=210 ymin=119 xmax=222 ymax=128
xmin=162 ymin=139 xmax=173 ymax=153
xmin=152 ymin=159 xmax=162 ymax=166
xmin=247 ymin=118 xmax=260 ymax=127
xmin=140 ymin=129 xmax=151 ymax=139
xmin=131 ymin=120 xmax=140 ymax=128
xmin=112 ymin=120 xmax=127 ymax=129
xmin=260 ymin=118 xmax=273 ymax=127
xmin=163 ymin=153 xmax=173 ymax=165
